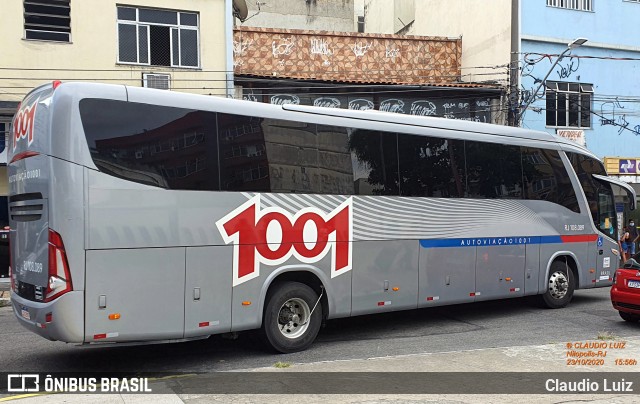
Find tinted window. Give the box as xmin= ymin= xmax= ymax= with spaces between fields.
xmin=567 ymin=152 xmax=614 ymax=232
xmin=348 ymin=130 xmax=399 ymax=195
xmin=522 ymin=148 xmax=579 ymax=212
xmin=79 ymin=100 xmax=583 ymax=211
xmin=80 ymin=99 xmax=219 ymax=190
xmin=218 ymin=113 xmax=270 ymax=192
xmin=0 ymin=196 xmax=7 ymax=228
xmin=397 ymin=135 xmax=465 ymax=197
xmin=465 ymin=142 xmax=523 ymax=199
xmin=0 ymin=123 xmax=5 ymax=154
xmin=316 ymin=125 xmax=357 ymax=195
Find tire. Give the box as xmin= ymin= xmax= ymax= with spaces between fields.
xmin=619 ymin=311 xmax=640 ymax=322
xmin=539 ymin=261 xmax=575 ymax=309
xmin=261 ymin=282 xmax=323 ymax=353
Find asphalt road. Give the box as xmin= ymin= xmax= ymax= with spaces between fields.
xmin=1 ymin=287 xmax=639 ymax=374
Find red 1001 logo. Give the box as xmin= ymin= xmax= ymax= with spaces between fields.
xmin=13 ymin=98 xmax=39 ymax=151
xmin=216 ymin=195 xmax=353 ymax=286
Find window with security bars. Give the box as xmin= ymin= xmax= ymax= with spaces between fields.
xmin=0 ymin=123 xmax=7 ymax=154
xmin=545 ymin=81 xmax=593 ymax=128
xmin=546 ymin=0 xmax=593 ymax=11
xmin=24 ymin=0 xmax=71 ymax=42
xmin=117 ymin=6 xmax=199 ymax=68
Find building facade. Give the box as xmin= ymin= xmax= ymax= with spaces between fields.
xmin=238 ymin=0 xmax=355 ymax=32
xmin=1 ymin=0 xmax=232 ymax=117
xmin=363 ymin=0 xmax=640 ymax=163
xmin=520 ymin=1 xmax=640 ymax=161
xmin=0 ymin=0 xmax=234 ymax=278
xmin=234 ymin=27 xmax=502 ymax=122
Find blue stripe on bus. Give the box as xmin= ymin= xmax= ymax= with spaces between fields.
xmin=419 ymin=235 xmax=565 ymax=248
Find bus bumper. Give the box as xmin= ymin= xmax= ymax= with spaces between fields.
xmin=11 ymin=291 xmax=84 ymax=343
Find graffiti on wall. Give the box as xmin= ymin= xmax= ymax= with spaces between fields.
xmin=311 ymin=38 xmax=332 ymax=56
xmin=244 ymin=89 xmax=492 ymax=122
xmin=351 ymin=42 xmax=373 ymax=57
xmin=348 ymin=99 xmax=375 ymax=110
xmin=600 ymin=99 xmax=640 ymax=136
xmin=272 ymin=38 xmax=295 ymax=57
xmin=385 ymin=47 xmax=401 ymax=58
xmin=519 ymin=54 xmax=583 ymax=114
xmin=556 ymin=56 xmax=580 ymax=80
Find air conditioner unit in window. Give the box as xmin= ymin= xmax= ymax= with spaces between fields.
xmin=143 ymin=73 xmax=171 ymax=90
xmin=135 ymin=150 xmax=143 ymax=159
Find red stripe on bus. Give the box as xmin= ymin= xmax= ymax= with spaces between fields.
xmin=560 ymin=234 xmax=598 ymax=243
xmin=10 ymin=150 xmax=40 ymax=164
xmin=94 ymin=333 xmax=107 ymax=340
xmin=426 ymin=297 xmax=434 ymax=301
xmin=469 ymin=292 xmax=476 ymax=297
xmin=199 ymin=322 xmax=209 ymax=327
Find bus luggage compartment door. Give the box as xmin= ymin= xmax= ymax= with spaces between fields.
xmin=474 ymin=244 xmax=525 ymax=300
xmin=419 ymin=245 xmax=476 ymax=307
xmin=184 ymin=246 xmax=232 ymax=337
xmin=85 ymin=248 xmax=185 ymax=342
xmin=351 ymin=240 xmax=419 ymax=316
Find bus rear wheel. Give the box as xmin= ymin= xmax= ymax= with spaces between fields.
xmin=261 ymin=281 xmax=322 ymax=353
xmin=540 ymin=261 xmax=575 ymax=309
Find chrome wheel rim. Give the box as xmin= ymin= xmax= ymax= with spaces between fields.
xmin=277 ymin=298 xmax=310 ymax=339
xmin=548 ymin=271 xmax=569 ymax=299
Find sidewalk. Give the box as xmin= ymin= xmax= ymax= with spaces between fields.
xmin=3 ymin=338 xmax=640 ymax=403
xmin=0 ymin=279 xmax=9 ymax=300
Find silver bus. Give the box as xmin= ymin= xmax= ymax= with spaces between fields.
xmin=9 ymin=82 xmax=636 ymax=353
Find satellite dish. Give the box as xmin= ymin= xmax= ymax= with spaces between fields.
xmin=232 ymin=0 xmax=248 ymax=21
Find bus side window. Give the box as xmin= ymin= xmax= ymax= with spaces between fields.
xmin=521 ymin=148 xmax=579 ymax=213
xmin=348 ymin=129 xmax=399 ymax=196
xmin=397 ymin=135 xmax=465 ymax=198
xmin=465 ymin=141 xmax=522 ymax=199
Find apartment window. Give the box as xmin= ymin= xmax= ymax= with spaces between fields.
xmin=546 ymin=0 xmax=593 ymax=11
xmin=24 ymin=0 xmax=71 ymax=42
xmin=545 ymin=81 xmax=593 ymax=128
xmin=117 ymin=6 xmax=199 ymax=68
xmin=0 ymin=122 xmax=7 ymax=154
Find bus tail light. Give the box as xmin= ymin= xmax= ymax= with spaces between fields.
xmin=45 ymin=229 xmax=73 ymax=302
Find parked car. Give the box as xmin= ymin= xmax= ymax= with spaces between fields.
xmin=611 ymin=252 xmax=640 ymax=322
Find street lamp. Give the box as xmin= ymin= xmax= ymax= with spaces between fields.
xmin=518 ymin=37 xmax=588 ymax=125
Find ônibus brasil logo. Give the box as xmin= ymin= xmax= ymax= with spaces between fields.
xmin=13 ymin=98 xmax=39 ymax=151
xmin=216 ymin=195 xmax=353 ymax=286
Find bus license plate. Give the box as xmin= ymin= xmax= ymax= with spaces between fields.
xmin=628 ymin=280 xmax=640 ymax=289
xmin=20 ymin=307 xmax=30 ymax=320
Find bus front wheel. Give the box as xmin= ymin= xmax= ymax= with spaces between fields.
xmin=261 ymin=281 xmax=322 ymax=353
xmin=540 ymin=261 xmax=575 ymax=309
